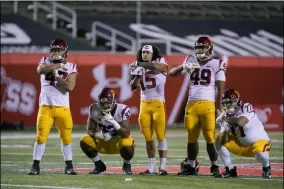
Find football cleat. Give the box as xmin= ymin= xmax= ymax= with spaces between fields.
xmin=215 ymin=166 xmax=237 ymax=178
xmin=89 ymin=160 xmax=106 ymax=174
xmin=28 ymin=165 xmax=40 ymax=175
xmin=64 ymin=167 xmax=77 ymax=175
xmin=122 ymin=163 xmax=132 ymax=175
xmin=139 ymin=170 xmax=158 ymax=175
xmin=159 ymin=169 xmax=168 ymax=176
xmin=177 ymin=164 xmax=198 ymax=176
xmin=210 ymin=164 xmax=220 ymax=176
xmin=262 ymin=166 xmax=272 ymax=179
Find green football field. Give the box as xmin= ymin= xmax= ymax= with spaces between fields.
xmin=1 ymin=127 xmax=283 ymax=189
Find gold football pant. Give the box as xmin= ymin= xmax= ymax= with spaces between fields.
xmin=184 ymin=100 xmax=215 ymax=144
xmin=139 ymin=100 xmax=166 ymax=142
xmin=215 ymin=134 xmax=271 ymax=157
xmin=36 ymin=105 xmax=73 ymax=144
xmin=80 ymin=135 xmax=135 ymax=154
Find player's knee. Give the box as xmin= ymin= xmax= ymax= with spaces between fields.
xmin=156 ymin=131 xmax=166 ymax=141
xmin=119 ymin=138 xmax=133 ymax=148
xmin=204 ymin=134 xmax=215 ymax=144
xmin=80 ymin=135 xmax=92 ymax=144
xmin=158 ymin=139 xmax=167 ymax=150
xmin=187 ymin=129 xmax=199 ymax=143
xmin=36 ymin=134 xmax=47 ymax=144
xmin=61 ymin=135 xmax=71 ymax=145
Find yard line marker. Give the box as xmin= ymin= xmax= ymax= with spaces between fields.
xmin=0 ymin=184 xmax=95 ymax=189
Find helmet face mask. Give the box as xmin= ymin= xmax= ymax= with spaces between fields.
xmin=222 ymin=89 xmax=241 ymax=116
xmin=49 ymin=39 xmax=68 ymax=62
xmin=99 ymin=97 xmax=115 ymax=113
xmin=50 ymin=47 xmax=66 ymax=62
xmin=98 ymin=88 xmax=116 ymax=113
xmin=222 ymin=98 xmax=239 ymax=115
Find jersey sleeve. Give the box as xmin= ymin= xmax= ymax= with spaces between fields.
xmin=71 ymin=63 xmax=78 ymax=74
xmin=238 ymin=103 xmax=256 ymax=121
xmin=121 ymin=105 xmax=131 ymax=121
xmin=88 ymin=104 xmax=94 ymax=119
xmin=156 ymin=57 xmax=168 ymax=66
xmin=215 ymin=58 xmax=227 ymax=81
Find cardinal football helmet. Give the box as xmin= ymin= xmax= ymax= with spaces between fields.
xmin=98 ymin=88 xmax=116 ymax=113
xmin=50 ymin=39 xmax=68 ymax=62
xmin=222 ymin=89 xmax=241 ymax=115
xmin=194 ymin=36 xmax=213 ymax=61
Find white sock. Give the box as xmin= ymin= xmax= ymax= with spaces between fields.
xmin=61 ymin=142 xmax=72 ymax=161
xmin=149 ymin=157 xmax=157 ymax=173
xmin=91 ymin=155 xmax=101 ymax=162
xmin=187 ymin=160 xmax=196 ymax=167
xmin=214 ymin=141 xmax=234 ymax=170
xmin=123 ymin=159 xmax=131 ymax=164
xmin=33 ymin=142 xmax=46 ymax=161
xmin=255 ymin=152 xmax=270 ymax=167
xmin=160 ymin=158 xmax=166 ymax=170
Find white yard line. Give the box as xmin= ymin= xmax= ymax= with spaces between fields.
xmin=241 ymin=177 xmax=283 ymax=181
xmin=0 ymin=184 xmax=95 ymax=189
xmin=2 ymin=152 xmax=282 ymax=161
xmin=1 ymin=134 xmax=282 ymax=143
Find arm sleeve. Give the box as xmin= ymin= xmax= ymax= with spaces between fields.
xmin=121 ymin=106 xmax=131 ymax=121
xmin=238 ymin=103 xmax=256 ymax=121
xmin=215 ymin=59 xmax=227 ymax=81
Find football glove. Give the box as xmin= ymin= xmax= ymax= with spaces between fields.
xmin=130 ymin=66 xmax=144 ymax=76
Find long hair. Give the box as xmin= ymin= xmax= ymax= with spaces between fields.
xmin=136 ymin=45 xmax=161 ymax=62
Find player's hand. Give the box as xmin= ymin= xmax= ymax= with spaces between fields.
xmin=102 ymin=112 xmax=113 ymax=120
xmin=103 ymin=132 xmax=112 ymax=141
xmin=219 ymin=121 xmax=231 ymax=132
xmin=53 ymin=69 xmax=59 ymax=77
xmin=216 ymin=110 xmax=226 ymax=124
xmin=131 ymin=66 xmax=144 ymax=76
xmin=182 ymin=63 xmax=197 ymax=71
xmin=59 ymin=63 xmax=68 ymax=71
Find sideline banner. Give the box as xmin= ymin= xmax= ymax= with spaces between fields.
xmin=1 ymin=54 xmax=282 ymax=131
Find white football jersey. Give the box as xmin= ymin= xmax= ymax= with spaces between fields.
xmin=131 ymin=57 xmax=168 ymax=101
xmin=89 ymin=103 xmax=131 ymax=138
xmin=182 ymin=55 xmax=226 ymax=102
xmin=39 ymin=57 xmax=78 ymax=107
xmin=221 ymin=103 xmax=270 ymax=145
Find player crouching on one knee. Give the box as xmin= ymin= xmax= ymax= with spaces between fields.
xmin=214 ymin=89 xmax=272 ymax=179
xmin=80 ymin=88 xmax=135 ymax=175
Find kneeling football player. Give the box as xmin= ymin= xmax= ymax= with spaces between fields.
xmin=80 ymin=88 xmax=135 ymax=174
xmin=214 ymin=89 xmax=272 ymax=179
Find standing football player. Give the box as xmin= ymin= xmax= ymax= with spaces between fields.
xmin=214 ymin=89 xmax=272 ymax=179
xmin=28 ymin=39 xmax=77 ymax=175
xmin=169 ymin=36 xmax=226 ymax=176
xmin=130 ymin=45 xmax=168 ymax=175
xmin=80 ymin=88 xmax=134 ymax=175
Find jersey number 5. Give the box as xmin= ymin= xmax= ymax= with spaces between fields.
xmin=190 ymin=68 xmax=211 ymax=86
xmin=140 ymin=77 xmax=156 ymax=90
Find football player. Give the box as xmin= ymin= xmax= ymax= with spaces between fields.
xmin=214 ymin=89 xmax=272 ymax=179
xmin=169 ymin=36 xmax=226 ymax=176
xmin=129 ymin=45 xmax=168 ymax=175
xmin=28 ymin=39 xmax=78 ymax=175
xmin=80 ymin=88 xmax=135 ymax=175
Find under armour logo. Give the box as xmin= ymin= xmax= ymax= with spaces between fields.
xmin=90 ymin=64 xmax=133 ymax=102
